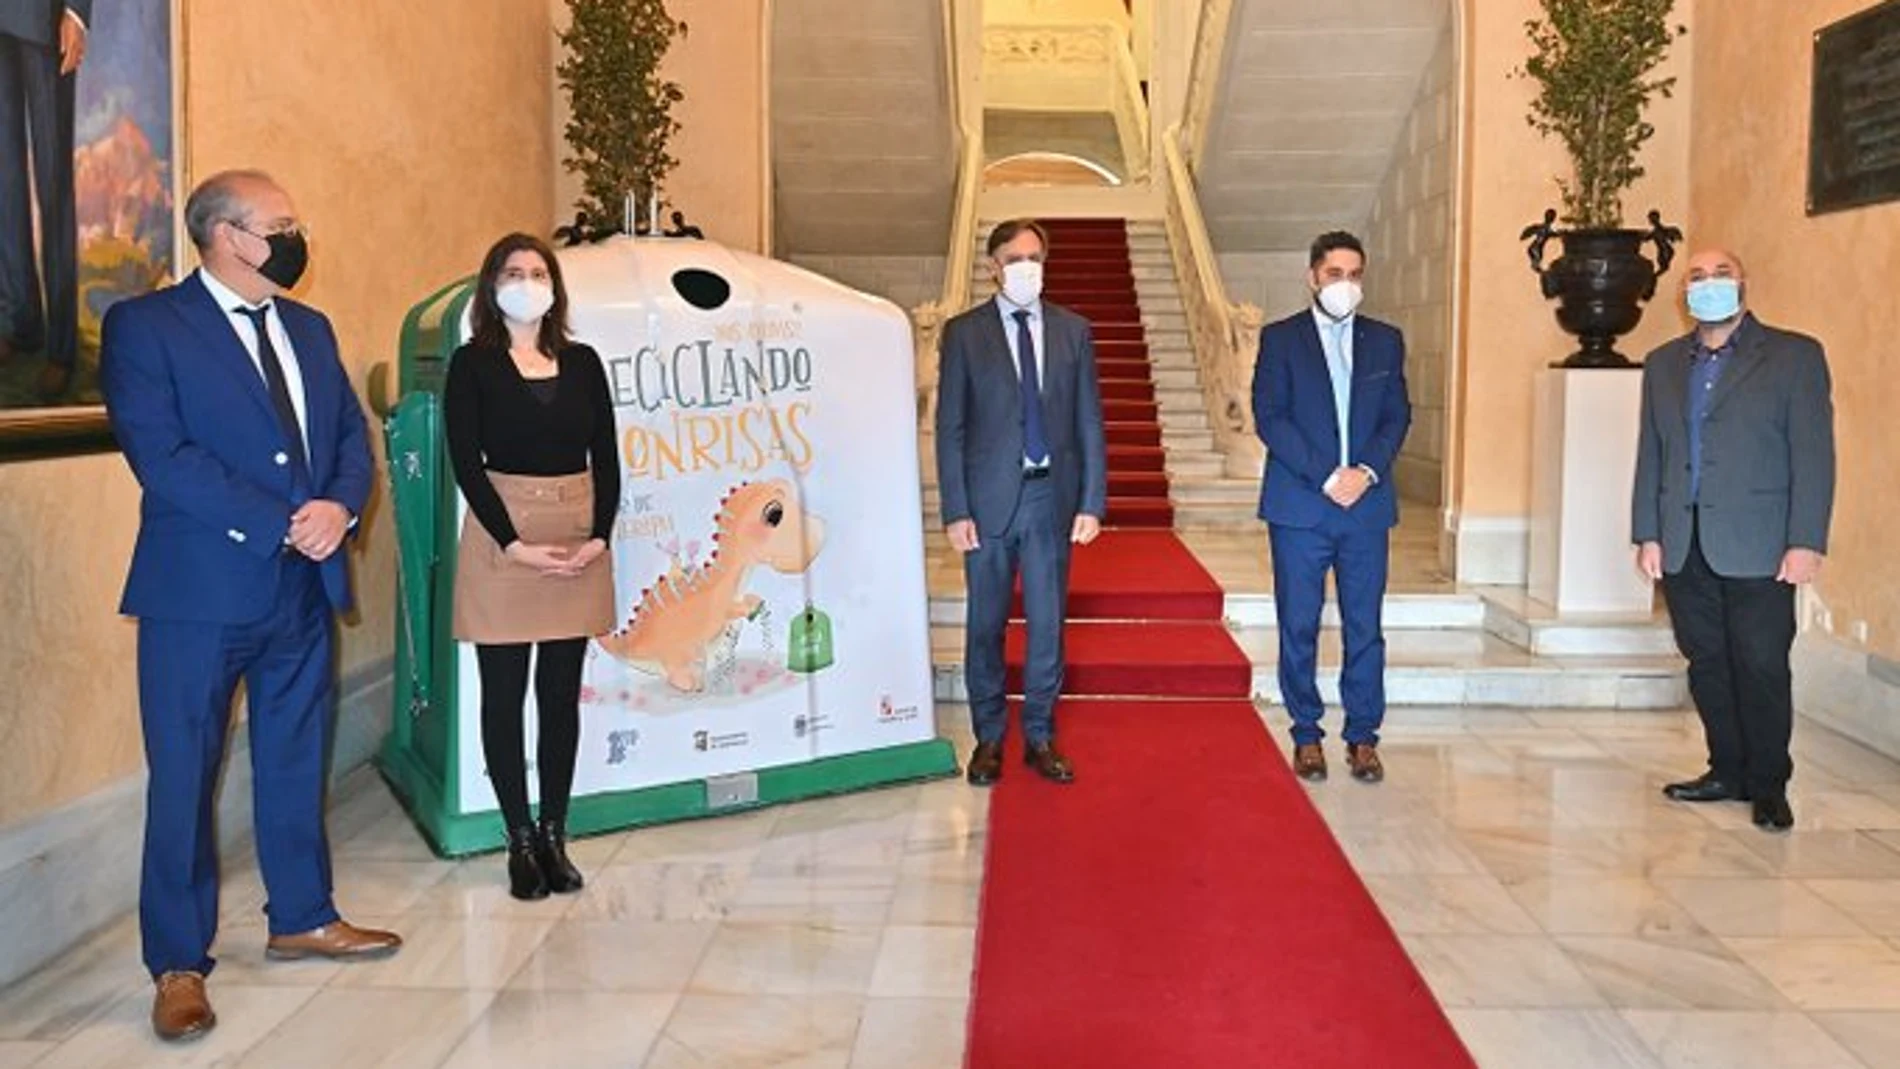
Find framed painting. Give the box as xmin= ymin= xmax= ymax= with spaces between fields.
xmin=0 ymin=0 xmax=186 ymax=461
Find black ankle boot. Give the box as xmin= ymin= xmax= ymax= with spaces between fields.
xmin=506 ymin=826 xmax=549 ymax=901
xmin=534 ymin=818 xmax=584 ymax=894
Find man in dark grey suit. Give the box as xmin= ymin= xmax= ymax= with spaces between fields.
xmin=1632 ymin=248 xmax=1835 ymax=832
xmin=0 ymin=0 xmax=90 ymax=401
xmin=936 ymin=218 xmax=1107 ymax=787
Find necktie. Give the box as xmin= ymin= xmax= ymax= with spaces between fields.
xmin=1013 ymin=310 xmax=1050 ymax=467
xmin=236 ymin=305 xmax=309 ymax=476
xmin=1325 ymin=319 xmax=1351 ymax=467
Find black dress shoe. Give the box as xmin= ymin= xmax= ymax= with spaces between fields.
xmin=1024 ymin=743 xmax=1075 ymax=784
xmin=1662 ymin=773 xmax=1747 ymax=803
xmin=966 ymin=741 xmax=1003 ymax=787
xmin=534 ymin=818 xmax=585 ymax=894
xmin=1752 ymin=794 xmax=1794 ymax=832
xmin=506 ymin=826 xmax=550 ymax=900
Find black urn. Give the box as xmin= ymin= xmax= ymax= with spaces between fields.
xmin=1520 ymin=209 xmax=1682 ymax=368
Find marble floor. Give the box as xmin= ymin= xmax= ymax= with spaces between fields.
xmin=5 ymin=701 xmax=1900 ymax=1067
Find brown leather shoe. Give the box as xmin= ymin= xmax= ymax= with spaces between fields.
xmin=1346 ymin=743 xmax=1385 ymax=783
xmin=152 ymin=971 xmax=215 ymax=1042
xmin=1024 ymin=742 xmax=1075 ymax=784
xmin=266 ymin=920 xmax=403 ymax=962
xmin=966 ymin=741 xmax=1003 ymax=787
xmin=1293 ymin=743 xmax=1327 ymax=782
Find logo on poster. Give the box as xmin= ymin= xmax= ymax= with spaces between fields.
xmin=606 ymin=729 xmax=641 ymax=765
xmin=791 ymin=713 xmax=834 ymax=739
xmin=877 ymin=693 xmax=921 ymax=724
xmin=693 ymin=729 xmax=750 ymax=752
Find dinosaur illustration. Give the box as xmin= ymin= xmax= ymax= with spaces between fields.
xmin=595 ymin=479 xmax=826 ymax=693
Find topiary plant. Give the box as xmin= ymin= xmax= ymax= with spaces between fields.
xmin=1517 ymin=0 xmax=1685 ymax=229
xmin=558 ymin=0 xmax=689 ymax=234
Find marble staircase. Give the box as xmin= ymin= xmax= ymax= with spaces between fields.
xmin=920 ymin=526 xmax=1687 ymax=712
xmin=914 ymin=217 xmax=1684 ymax=713
xmin=918 ymin=219 xmax=1262 ymax=530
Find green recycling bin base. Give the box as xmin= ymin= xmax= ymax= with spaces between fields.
xmin=376 ymin=238 xmax=957 ymax=859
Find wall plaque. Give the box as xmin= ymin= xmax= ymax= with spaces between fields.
xmin=1811 ymin=0 xmax=1900 ymax=215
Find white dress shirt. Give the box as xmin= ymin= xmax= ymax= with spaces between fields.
xmin=198 ymin=267 xmax=309 ymax=454
xmin=1311 ymin=306 xmax=1378 ymax=491
xmin=996 ymin=295 xmax=1047 ymax=384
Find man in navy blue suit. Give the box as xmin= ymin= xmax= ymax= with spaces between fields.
xmin=102 ymin=170 xmax=400 ymax=1042
xmin=936 ymin=219 xmax=1107 ymax=787
xmin=1252 ymin=231 xmax=1412 ymax=784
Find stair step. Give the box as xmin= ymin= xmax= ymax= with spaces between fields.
xmin=1072 ymin=308 xmax=1144 ymax=325
xmin=1003 ymin=621 xmax=1248 ymax=698
xmin=927 ymin=625 xmax=1687 ymax=709
xmin=1159 ymin=410 xmax=1211 ymax=431
xmin=1162 ymin=454 xmax=1227 ymax=478
xmin=1162 ymin=429 xmax=1217 ymax=451
xmin=971 ymin=253 xmax=1169 ymax=276
xmin=1109 ymin=471 xmax=1171 ymax=496
xmin=1103 ymin=399 xmax=1158 ymax=421
xmin=1173 ymin=510 xmax=1265 ymax=533
xmin=1110 ymin=497 xmax=1176 ymax=527
xmin=1169 ymin=478 xmax=1259 ymax=505
xmin=1106 ymin=421 xmax=1162 ymax=447
xmin=1108 ymin=444 xmax=1166 ymax=471
xmin=1097 ymin=356 xmax=1155 ymax=374
xmin=1479 ymin=590 xmax=1678 ymax=657
xmin=1102 ymin=379 xmax=1155 ymax=402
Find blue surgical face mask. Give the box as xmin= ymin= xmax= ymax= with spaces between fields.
xmin=1685 ymin=278 xmax=1743 ymax=324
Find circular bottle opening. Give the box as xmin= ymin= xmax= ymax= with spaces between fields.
xmin=672 ymin=268 xmax=731 ymax=311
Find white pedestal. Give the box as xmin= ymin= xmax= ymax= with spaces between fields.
xmin=1528 ymin=369 xmax=1655 ymax=615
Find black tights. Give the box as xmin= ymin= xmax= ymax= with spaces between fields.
xmin=476 ymin=638 xmax=587 ymax=831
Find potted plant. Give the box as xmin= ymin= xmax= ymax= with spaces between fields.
xmin=556 ymin=0 xmax=689 ymax=240
xmin=1515 ymin=0 xmax=1685 ymax=367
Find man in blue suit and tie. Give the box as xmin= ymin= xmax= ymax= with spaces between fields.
xmin=102 ymin=171 xmax=400 ymax=1042
xmin=936 ymin=219 xmax=1108 ymax=787
xmin=1252 ymin=231 xmax=1412 ymax=784
xmin=0 ymin=0 xmax=90 ymax=399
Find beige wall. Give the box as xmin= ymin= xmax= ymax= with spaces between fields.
xmin=1449 ymin=0 xmax=1696 ymax=524
xmin=0 ymin=0 xmax=557 ymax=825
xmin=550 ymin=0 xmax=767 ymax=253
xmin=1688 ymin=0 xmax=1900 ymax=661
xmin=1366 ymin=22 xmax=1457 ymax=509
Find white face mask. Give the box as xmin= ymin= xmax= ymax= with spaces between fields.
xmin=1316 ymin=280 xmax=1363 ymax=320
xmin=495 ymin=280 xmax=555 ymax=324
xmin=999 ymin=260 xmax=1044 ymax=307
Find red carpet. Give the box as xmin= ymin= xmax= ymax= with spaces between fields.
xmin=1043 ymin=217 xmax=1173 ymax=529
xmin=1010 ymin=529 xmax=1224 ymax=621
xmin=970 ymin=219 xmax=1473 ymax=1067
xmin=966 ymin=702 xmax=1475 ymax=1068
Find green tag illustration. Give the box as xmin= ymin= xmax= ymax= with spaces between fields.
xmin=787 ymin=604 xmax=834 ymax=673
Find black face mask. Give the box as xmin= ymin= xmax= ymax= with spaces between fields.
xmin=240 ymin=228 xmax=309 ymax=290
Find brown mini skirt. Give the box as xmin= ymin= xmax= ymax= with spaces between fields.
xmin=452 ymin=471 xmax=616 ymax=644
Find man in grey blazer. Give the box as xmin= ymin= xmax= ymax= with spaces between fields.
xmin=936 ymin=218 xmax=1107 ymax=787
xmin=0 ymin=0 xmax=91 ymax=400
xmin=1632 ymin=248 xmax=1835 ymax=832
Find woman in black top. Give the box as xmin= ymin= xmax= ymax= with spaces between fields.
xmin=445 ymin=232 xmax=619 ymax=900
